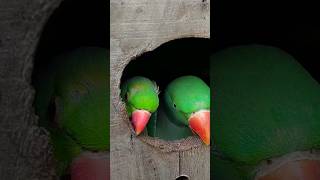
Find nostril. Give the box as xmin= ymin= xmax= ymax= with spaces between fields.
xmin=175 ymin=175 xmax=190 ymax=180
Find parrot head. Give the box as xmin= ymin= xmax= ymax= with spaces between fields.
xmin=121 ymin=76 xmax=159 ymax=135
xmin=163 ymin=75 xmax=210 ymax=145
xmin=53 ymin=47 xmax=109 ymax=151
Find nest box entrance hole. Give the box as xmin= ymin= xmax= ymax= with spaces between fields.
xmin=120 ymin=38 xmax=210 ymax=145
xmin=176 ymin=175 xmax=190 ymax=180
xmin=32 ymin=0 xmax=108 ymax=179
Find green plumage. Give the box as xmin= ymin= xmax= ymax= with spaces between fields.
xmin=163 ymin=76 xmax=210 ymax=126
xmin=120 ymin=76 xmax=159 ymax=116
xmin=49 ymin=127 xmax=82 ymax=175
xmin=149 ymin=76 xmax=210 ymax=140
xmin=210 ymin=45 xmax=320 ymax=178
xmin=34 ymin=47 xmax=109 ymax=175
xmin=211 ymin=154 xmax=247 ymax=180
xmin=121 ymin=75 xmax=210 ymax=140
xmin=148 ymin=104 xmax=194 ymax=140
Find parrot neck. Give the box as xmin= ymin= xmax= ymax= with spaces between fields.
xmin=161 ymin=98 xmax=188 ymax=127
xmin=154 ymin=105 xmax=193 ymax=140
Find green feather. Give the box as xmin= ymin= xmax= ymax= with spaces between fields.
xmin=53 ymin=47 xmax=109 ymax=151
xmin=150 ymin=104 xmax=194 ymax=140
xmin=121 ymin=75 xmax=210 ymax=140
xmin=121 ymin=76 xmax=159 ymax=116
xmin=34 ymin=47 xmax=109 ymax=174
xmin=149 ymin=76 xmax=210 ymax=140
xmin=147 ymin=111 xmax=158 ymax=137
xmin=49 ymin=128 xmax=82 ymax=176
xmin=163 ymin=76 xmax=210 ymax=126
xmin=211 ymin=44 xmax=320 ymax=166
xmin=212 ymin=156 xmax=247 ymax=180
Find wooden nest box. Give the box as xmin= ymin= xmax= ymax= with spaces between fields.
xmin=110 ymin=0 xmax=210 ymax=179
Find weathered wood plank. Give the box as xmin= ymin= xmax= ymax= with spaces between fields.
xmin=180 ymin=146 xmax=210 ymax=180
xmin=110 ymin=95 xmax=180 ymax=179
xmin=110 ymin=0 xmax=210 ymax=179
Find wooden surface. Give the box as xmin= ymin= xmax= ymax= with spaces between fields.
xmin=0 ymin=0 xmax=62 ymax=179
xmin=0 ymin=0 xmax=210 ymax=179
xmin=110 ymin=0 xmax=210 ymax=179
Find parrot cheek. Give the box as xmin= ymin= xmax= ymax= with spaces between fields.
xmin=131 ymin=110 xmax=151 ymax=135
xmin=71 ymin=152 xmax=109 ymax=180
xmin=188 ymin=110 xmax=210 ymax=145
xmin=257 ymin=160 xmax=320 ymax=180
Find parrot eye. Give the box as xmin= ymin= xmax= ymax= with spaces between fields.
xmin=173 ymin=103 xmax=177 ymax=108
xmin=70 ymin=83 xmax=89 ymax=102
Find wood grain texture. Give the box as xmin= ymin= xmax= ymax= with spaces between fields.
xmin=180 ymin=146 xmax=210 ymax=180
xmin=0 ymin=0 xmax=62 ymax=179
xmin=110 ymin=0 xmax=210 ymax=179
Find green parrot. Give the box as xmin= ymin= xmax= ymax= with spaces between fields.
xmin=211 ymin=151 xmax=247 ymax=180
xmin=120 ymin=76 xmax=160 ymax=135
xmin=210 ymin=45 xmax=320 ymax=179
xmin=34 ymin=47 xmax=109 ymax=179
xmin=121 ymin=75 xmax=210 ymax=145
xmin=148 ymin=76 xmax=210 ymax=145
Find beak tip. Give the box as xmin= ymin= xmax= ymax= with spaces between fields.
xmin=131 ymin=110 xmax=151 ymax=136
xmin=135 ymin=129 xmax=142 ymax=135
xmin=204 ymin=140 xmax=210 ymax=146
xmin=189 ymin=110 xmax=210 ymax=145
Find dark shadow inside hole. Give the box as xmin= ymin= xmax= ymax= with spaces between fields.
xmin=121 ymin=38 xmax=210 ymax=140
xmin=32 ymin=0 xmax=108 ymax=179
xmin=121 ymin=38 xmax=210 ymax=90
xmin=176 ymin=175 xmax=190 ymax=180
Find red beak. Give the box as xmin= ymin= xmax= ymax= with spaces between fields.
xmin=189 ymin=110 xmax=210 ymax=145
xmin=131 ymin=110 xmax=151 ymax=135
xmin=257 ymin=159 xmax=320 ymax=180
xmin=71 ymin=152 xmax=109 ymax=180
